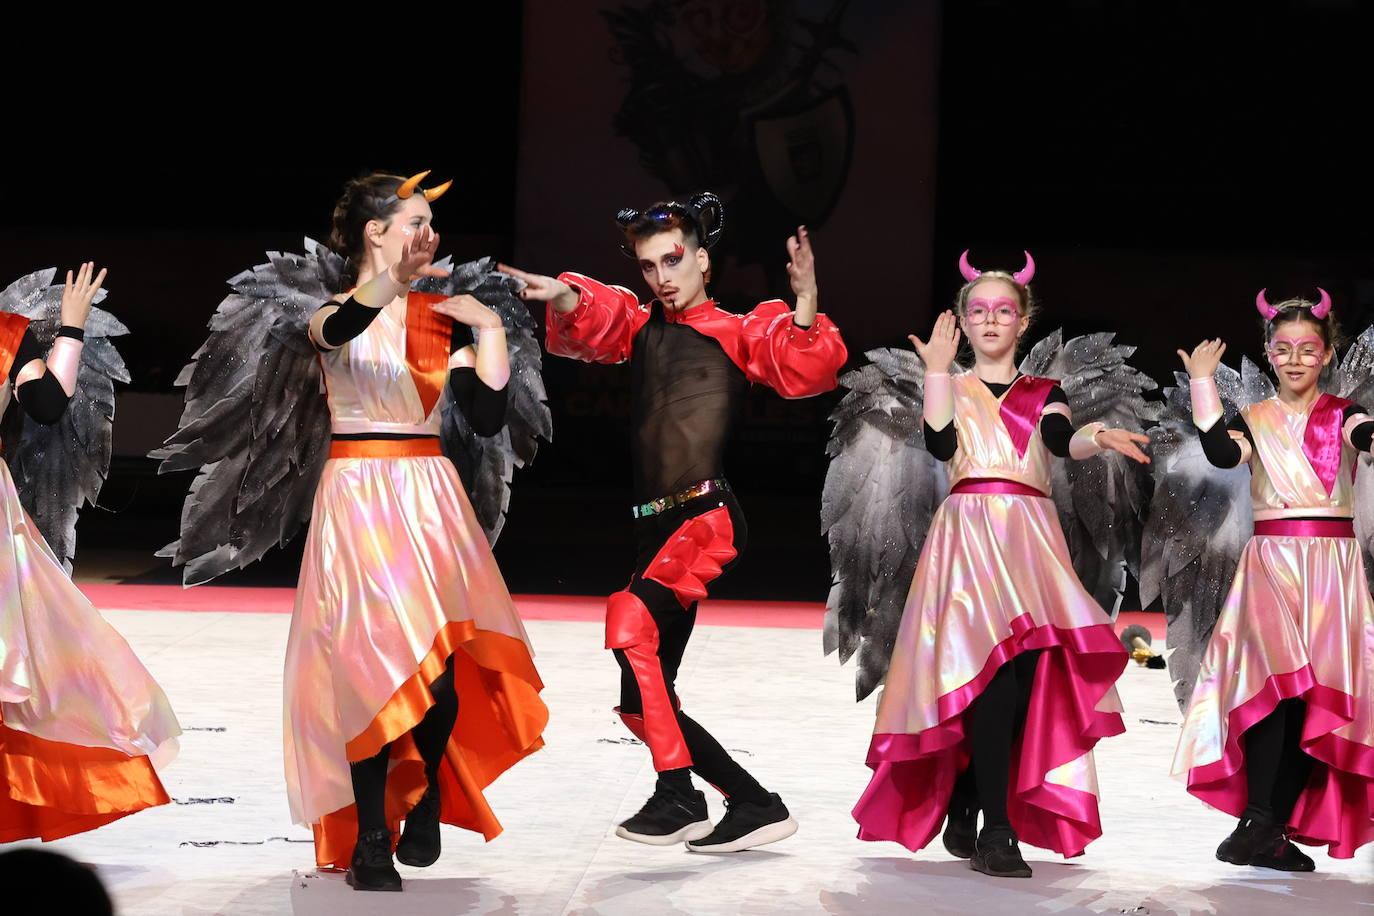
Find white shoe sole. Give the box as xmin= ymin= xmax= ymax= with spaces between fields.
xmin=685 ymin=816 xmax=798 ymax=853
xmin=615 ymin=818 xmax=714 ymax=846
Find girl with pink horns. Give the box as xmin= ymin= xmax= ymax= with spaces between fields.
xmin=1171 ymin=290 xmax=1374 ymax=870
xmin=847 ymin=251 xmax=1148 ymax=878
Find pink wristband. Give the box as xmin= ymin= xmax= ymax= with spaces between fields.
xmin=923 ymin=372 xmax=953 ymax=430
xmin=1190 ymin=376 xmax=1223 ymax=431
xmin=46 ymin=336 xmax=83 ymax=396
xmin=1069 ymin=422 xmax=1106 ymax=460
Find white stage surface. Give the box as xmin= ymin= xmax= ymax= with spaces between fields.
xmin=8 ymin=606 xmax=1372 ymax=915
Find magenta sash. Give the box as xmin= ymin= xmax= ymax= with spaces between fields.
xmin=999 ymin=376 xmax=1056 ymax=458
xmin=1303 ymin=393 xmax=1351 ymax=496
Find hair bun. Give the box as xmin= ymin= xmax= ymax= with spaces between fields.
xmin=326 ymin=172 xmax=407 ymax=285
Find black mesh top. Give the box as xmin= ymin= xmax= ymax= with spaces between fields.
xmin=629 ymin=302 xmax=748 ymax=501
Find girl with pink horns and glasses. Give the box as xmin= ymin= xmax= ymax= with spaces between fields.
xmin=1169 ymin=291 xmax=1374 ymax=871
xmin=846 ymin=251 xmax=1148 ymax=878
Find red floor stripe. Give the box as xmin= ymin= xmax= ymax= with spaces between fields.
xmin=77 ymin=582 xmax=1166 ymax=637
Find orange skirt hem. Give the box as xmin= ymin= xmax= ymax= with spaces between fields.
xmin=312 ymin=621 xmax=547 ymax=869
xmin=0 ymin=721 xmax=170 ymax=843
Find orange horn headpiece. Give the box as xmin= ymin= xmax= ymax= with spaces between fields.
xmin=394 ymin=170 xmax=452 ymax=203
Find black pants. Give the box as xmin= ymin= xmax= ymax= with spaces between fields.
xmin=609 ymin=490 xmax=768 ymax=803
xmin=349 ymin=654 xmax=459 ymax=834
xmin=952 ymin=650 xmax=1042 ymax=834
xmin=1243 ymin=697 xmax=1314 ymax=825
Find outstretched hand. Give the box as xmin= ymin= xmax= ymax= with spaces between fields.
xmin=389 ymin=226 xmax=449 ymax=285
xmin=61 ymin=261 xmax=108 ymax=329
xmin=497 ymin=263 xmax=578 ymax=312
xmin=785 ymin=226 xmax=817 ymax=302
xmin=1177 ymin=338 xmax=1226 ymax=380
xmin=431 ymin=293 xmax=503 ymax=330
xmin=1097 ymin=428 xmax=1151 ymax=464
xmin=908 ymin=310 xmax=961 ymax=374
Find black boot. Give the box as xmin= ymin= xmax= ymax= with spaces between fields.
xmin=346 ymin=828 xmax=402 ymax=892
xmin=615 ymin=777 xmax=713 ymax=846
xmin=942 ymin=794 xmax=978 ymax=859
xmin=970 ymin=826 xmax=1032 ymax=878
xmin=396 ymin=786 xmax=441 ymax=868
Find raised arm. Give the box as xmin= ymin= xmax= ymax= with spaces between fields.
xmin=500 ymin=262 xmax=644 ymax=365
xmin=7 ymin=263 xmax=107 ymax=425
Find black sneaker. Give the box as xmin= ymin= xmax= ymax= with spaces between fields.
xmin=346 ymin=828 xmax=402 ymax=892
xmin=615 ymin=779 xmax=713 ymax=846
xmin=942 ymin=794 xmax=978 ymax=859
xmin=1251 ymin=832 xmax=1316 ymax=872
xmin=396 ymin=786 xmax=441 ymax=868
xmin=1217 ymin=817 xmax=1292 ymax=868
xmin=970 ymin=827 xmax=1032 ymax=878
xmin=686 ymin=792 xmax=798 ymax=853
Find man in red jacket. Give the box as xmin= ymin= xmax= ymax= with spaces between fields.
xmin=501 ymin=192 xmax=846 ymax=853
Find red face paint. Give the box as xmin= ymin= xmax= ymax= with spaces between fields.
xmin=671 ymin=243 xmax=685 ymax=258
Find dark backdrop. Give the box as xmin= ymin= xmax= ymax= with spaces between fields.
xmin=2 ymin=1 xmax=1371 ymax=601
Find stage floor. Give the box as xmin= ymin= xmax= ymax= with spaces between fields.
xmin=7 ymin=595 xmax=1372 ymax=915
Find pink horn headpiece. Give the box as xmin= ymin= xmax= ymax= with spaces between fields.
xmin=959 ymin=249 xmax=1035 ymax=286
xmin=1312 ymin=287 xmax=1333 ymax=319
xmin=1255 ymin=289 xmax=1279 ymax=321
xmin=958 ymin=249 xmax=980 ymax=283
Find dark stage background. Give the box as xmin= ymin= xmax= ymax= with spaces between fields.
xmin=1 ymin=1 xmax=1371 ymax=601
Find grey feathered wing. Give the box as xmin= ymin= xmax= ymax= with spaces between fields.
xmin=822 ymin=348 xmax=950 ymax=701
xmin=1139 ymin=359 xmax=1271 ymax=709
xmin=1019 ymin=331 xmax=1160 ymax=615
xmin=1 ymin=269 xmax=130 ymax=573
xmin=155 ymin=245 xmax=551 ymax=585
xmin=417 ymin=257 xmax=551 ymax=544
xmin=151 ymin=241 xmax=340 ymax=585
xmin=1325 ymin=326 xmax=1374 ymax=592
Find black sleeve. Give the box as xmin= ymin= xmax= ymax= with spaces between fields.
xmin=1345 ymin=403 xmax=1374 ymax=452
xmin=7 ymin=326 xmax=45 ymax=382
xmin=448 ymin=367 xmax=508 ymax=437
xmin=1040 ymin=415 xmax=1074 ymax=457
xmin=923 ymin=421 xmax=957 ymax=461
xmin=9 ymin=328 xmax=71 ymax=425
xmin=1038 ymin=385 xmax=1073 ymax=457
xmin=314 ymin=296 xmax=383 ymax=349
xmin=1198 ymin=413 xmax=1252 ymax=469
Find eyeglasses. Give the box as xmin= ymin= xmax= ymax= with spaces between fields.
xmin=1266 ymin=345 xmax=1324 ymax=367
xmin=964 ymin=301 xmax=1021 ymax=326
